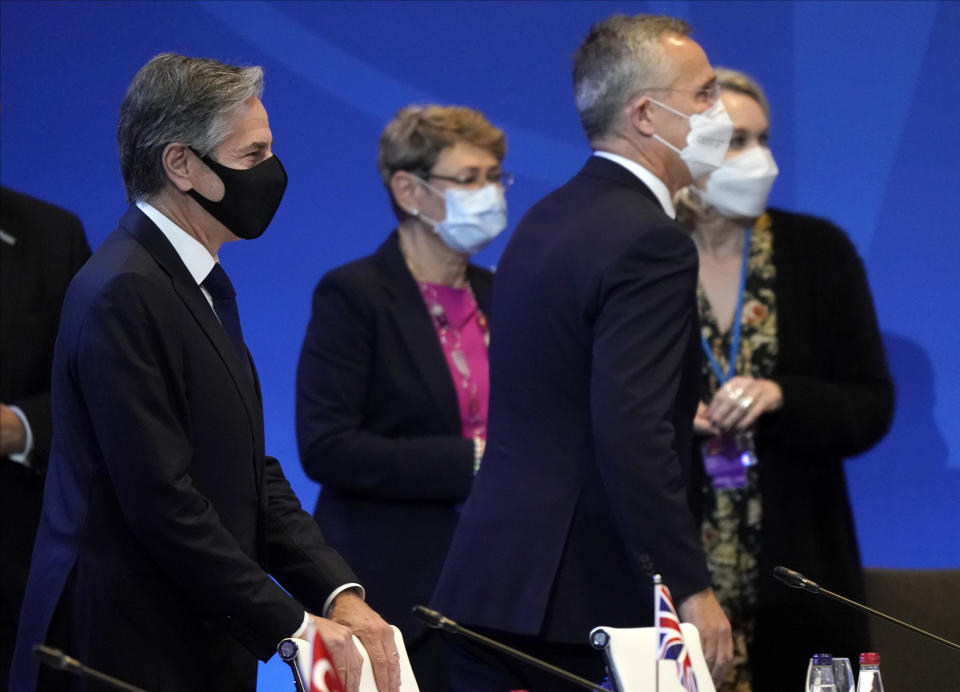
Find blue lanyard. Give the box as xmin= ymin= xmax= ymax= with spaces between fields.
xmin=700 ymin=228 xmax=752 ymax=385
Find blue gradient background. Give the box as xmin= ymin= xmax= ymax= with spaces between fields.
xmin=2 ymin=2 xmax=957 ymax=687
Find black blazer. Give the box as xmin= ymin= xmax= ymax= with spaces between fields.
xmin=433 ymin=156 xmax=710 ymax=642
xmin=296 ymin=231 xmax=492 ymax=644
xmin=0 ymin=186 xmax=89 ymax=682
xmin=11 ymin=207 xmax=356 ymax=692
xmin=726 ymin=209 xmax=894 ymax=690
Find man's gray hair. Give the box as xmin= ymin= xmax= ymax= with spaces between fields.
xmin=117 ymin=53 xmax=264 ymax=202
xmin=572 ymin=14 xmax=692 ymax=140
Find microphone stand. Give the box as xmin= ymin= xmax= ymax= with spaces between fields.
xmin=412 ymin=605 xmax=609 ymax=692
xmin=33 ymin=644 xmax=151 ymax=692
xmin=773 ymin=565 xmax=960 ymax=653
xmin=278 ymin=638 xmax=308 ymax=692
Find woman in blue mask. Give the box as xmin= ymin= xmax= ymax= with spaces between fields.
xmin=295 ymin=104 xmax=509 ymax=691
xmin=675 ymin=69 xmax=894 ymax=692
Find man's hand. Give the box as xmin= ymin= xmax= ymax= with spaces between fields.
xmin=0 ymin=403 xmax=27 ymax=456
xmin=677 ymin=587 xmax=733 ymax=685
xmin=307 ymin=614 xmax=365 ymax=692
xmin=328 ymin=590 xmax=400 ymax=692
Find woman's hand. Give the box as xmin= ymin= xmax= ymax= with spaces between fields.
xmin=694 ymin=401 xmax=721 ymax=436
xmin=705 ymin=376 xmax=782 ymax=432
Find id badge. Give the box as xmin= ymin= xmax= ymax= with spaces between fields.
xmin=701 ymin=434 xmax=748 ymax=490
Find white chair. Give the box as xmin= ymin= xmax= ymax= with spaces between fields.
xmin=589 ymin=624 xmax=715 ymax=692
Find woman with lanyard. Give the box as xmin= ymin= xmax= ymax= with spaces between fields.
xmin=676 ymin=69 xmax=894 ymax=692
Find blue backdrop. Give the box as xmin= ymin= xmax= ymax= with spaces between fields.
xmin=2 ymin=1 xmax=957 ymax=687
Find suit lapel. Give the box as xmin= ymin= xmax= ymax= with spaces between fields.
xmin=118 ymin=206 xmax=264 ymax=457
xmin=374 ymin=231 xmax=462 ymax=434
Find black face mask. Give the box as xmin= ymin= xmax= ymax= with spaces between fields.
xmin=187 ymin=148 xmax=288 ymax=240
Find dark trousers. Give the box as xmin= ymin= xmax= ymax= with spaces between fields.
xmin=444 ymin=626 xmax=607 ymax=692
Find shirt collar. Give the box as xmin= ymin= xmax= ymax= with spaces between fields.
xmin=592 ymin=151 xmax=676 ymax=219
xmin=136 ymin=200 xmax=218 ymax=285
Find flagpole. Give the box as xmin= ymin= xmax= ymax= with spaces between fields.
xmin=653 ymin=573 xmax=661 ymax=692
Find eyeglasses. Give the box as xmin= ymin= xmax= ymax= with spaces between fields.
xmin=422 ymin=170 xmax=514 ymax=188
xmin=640 ymin=82 xmax=721 ymax=103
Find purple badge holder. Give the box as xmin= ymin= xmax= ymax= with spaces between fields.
xmin=701 ymin=434 xmax=750 ymax=490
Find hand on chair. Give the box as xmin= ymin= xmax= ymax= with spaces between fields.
xmin=328 ymin=590 xmax=401 ymax=692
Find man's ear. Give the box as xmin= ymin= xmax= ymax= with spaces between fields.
xmin=627 ymin=95 xmax=658 ymax=137
xmin=161 ymin=142 xmax=197 ymax=193
xmin=389 ymin=170 xmax=421 ymax=215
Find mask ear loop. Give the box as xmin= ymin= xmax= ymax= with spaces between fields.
xmin=397 ymin=172 xmax=441 ymax=226
xmin=645 ymin=98 xmax=690 ymax=155
xmin=412 ymin=174 xmax=446 ymax=199
xmin=408 ymin=175 xmax=448 ymax=229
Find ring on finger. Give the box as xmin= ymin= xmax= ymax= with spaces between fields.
xmin=738 ymin=396 xmax=754 ymax=409
xmin=725 ymin=385 xmax=744 ymax=400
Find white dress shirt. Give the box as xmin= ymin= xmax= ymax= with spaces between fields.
xmin=6 ymin=405 xmax=34 ymax=466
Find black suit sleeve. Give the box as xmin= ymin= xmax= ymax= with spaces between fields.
xmin=261 ymin=454 xmax=357 ymax=615
xmin=296 ymin=273 xmax=474 ymax=502
xmin=768 ymin=223 xmax=894 ymax=458
xmin=77 ymin=274 xmax=305 ymax=659
xmin=9 ymin=208 xmax=90 ymax=471
xmin=590 ymin=226 xmax=710 ymax=604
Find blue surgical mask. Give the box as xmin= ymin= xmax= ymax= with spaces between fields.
xmin=416 ymin=180 xmax=508 ymax=255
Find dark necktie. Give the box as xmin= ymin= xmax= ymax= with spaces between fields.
xmin=201 ymin=262 xmax=246 ymax=358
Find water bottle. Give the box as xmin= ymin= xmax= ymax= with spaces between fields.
xmin=807 ymin=653 xmax=838 ymax=691
xmin=856 ymin=652 xmax=885 ymax=692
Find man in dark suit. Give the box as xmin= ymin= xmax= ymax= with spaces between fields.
xmin=9 ymin=54 xmax=400 ymax=692
xmin=0 ymin=186 xmax=90 ymax=685
xmin=432 ymin=15 xmax=735 ymax=689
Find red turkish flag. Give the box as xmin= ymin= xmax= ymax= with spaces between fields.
xmin=302 ymin=626 xmax=345 ymax=692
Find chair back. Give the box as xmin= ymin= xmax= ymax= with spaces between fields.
xmin=864 ymin=567 xmax=960 ymax=690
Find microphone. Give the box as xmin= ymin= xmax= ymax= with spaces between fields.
xmin=773 ymin=565 xmax=960 ymax=653
xmin=412 ymin=605 xmax=608 ymax=692
xmin=278 ymin=638 xmax=308 ymax=692
xmin=32 ymin=644 xmax=151 ymax=692
xmin=411 ymin=605 xmax=458 ymax=633
xmin=772 ymin=565 xmax=822 ymax=594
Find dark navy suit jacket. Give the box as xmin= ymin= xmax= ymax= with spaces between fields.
xmin=0 ymin=187 xmax=89 ymax=684
xmin=10 ymin=207 xmax=356 ymax=692
xmin=296 ymin=231 xmax=492 ymax=645
xmin=432 ymin=156 xmax=710 ymax=642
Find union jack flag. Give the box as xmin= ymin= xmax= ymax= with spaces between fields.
xmin=655 ymin=576 xmax=699 ymax=692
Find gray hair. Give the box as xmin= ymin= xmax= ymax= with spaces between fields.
xmin=377 ymin=104 xmax=506 ymax=220
xmin=117 ymin=53 xmax=264 ymax=202
xmin=572 ymin=14 xmax=692 ymax=140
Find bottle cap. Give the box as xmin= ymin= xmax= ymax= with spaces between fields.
xmin=859 ymin=652 xmax=880 ymax=665
xmin=812 ymin=653 xmax=833 ymax=665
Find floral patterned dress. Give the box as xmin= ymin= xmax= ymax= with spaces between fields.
xmin=697 ymin=214 xmax=778 ymax=692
